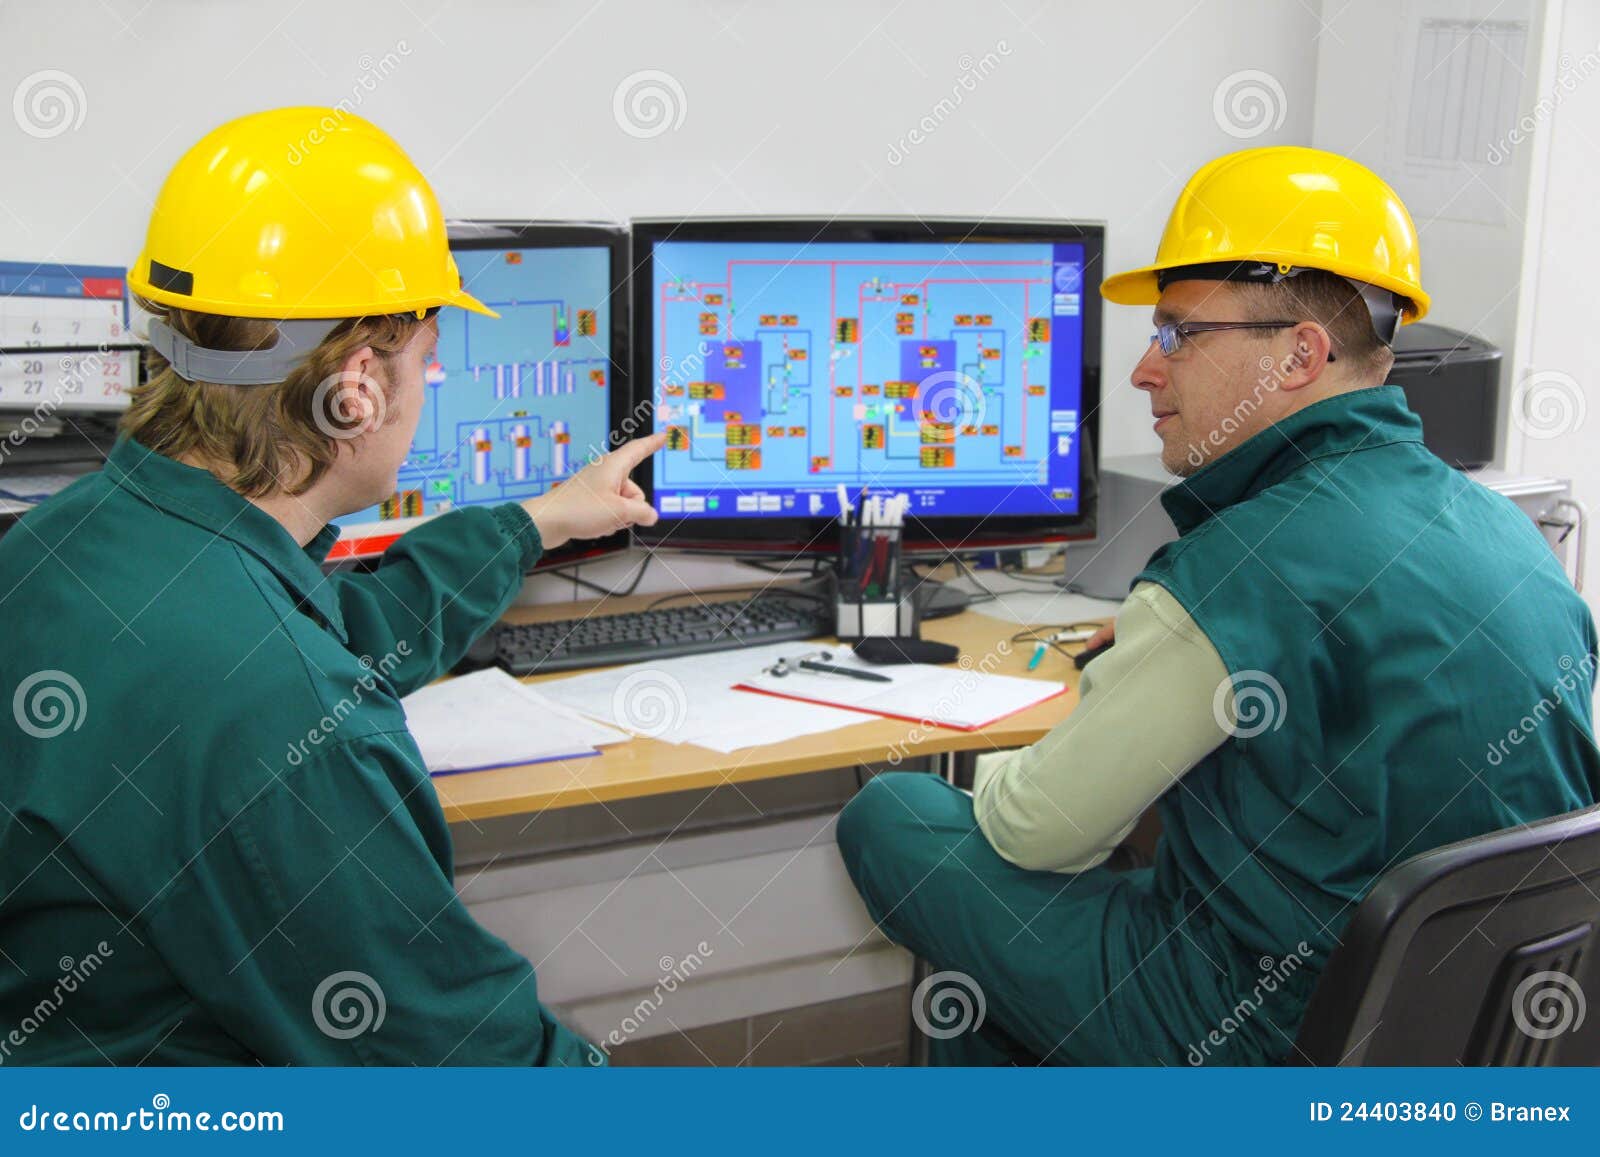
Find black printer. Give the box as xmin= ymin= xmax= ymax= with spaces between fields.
xmin=1387 ymin=322 xmax=1502 ymax=470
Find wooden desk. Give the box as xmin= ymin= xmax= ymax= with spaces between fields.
xmin=431 ymin=588 xmax=1095 ymax=825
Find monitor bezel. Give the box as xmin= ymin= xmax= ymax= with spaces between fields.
xmin=628 ymin=217 xmax=1102 ymax=556
xmin=329 ymin=220 xmax=632 ymax=570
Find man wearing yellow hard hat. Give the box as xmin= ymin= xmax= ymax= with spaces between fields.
xmin=838 ymin=146 xmax=1599 ymax=1064
xmin=0 ymin=108 xmax=664 ymax=1064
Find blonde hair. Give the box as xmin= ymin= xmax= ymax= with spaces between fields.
xmin=121 ymin=301 xmax=425 ymax=498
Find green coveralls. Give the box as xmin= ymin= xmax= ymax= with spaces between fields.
xmin=837 ymin=387 xmax=1600 ymax=1065
xmin=0 ymin=436 xmax=599 ymax=1065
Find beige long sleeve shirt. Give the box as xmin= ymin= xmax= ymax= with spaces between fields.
xmin=972 ymin=581 xmax=1236 ymax=873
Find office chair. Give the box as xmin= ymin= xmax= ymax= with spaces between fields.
xmin=1292 ymin=803 xmax=1600 ymax=1065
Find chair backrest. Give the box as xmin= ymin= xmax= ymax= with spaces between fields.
xmin=1293 ymin=803 xmax=1600 ymax=1065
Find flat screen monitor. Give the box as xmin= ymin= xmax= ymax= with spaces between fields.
xmin=330 ymin=221 xmax=630 ymax=566
xmin=630 ymin=218 xmax=1101 ymax=554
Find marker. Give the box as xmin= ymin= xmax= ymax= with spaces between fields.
xmin=798 ymin=658 xmax=892 ymax=683
xmin=1028 ymin=641 xmax=1047 ymax=671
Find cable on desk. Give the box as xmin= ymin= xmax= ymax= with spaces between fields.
xmin=996 ymin=567 xmax=1071 ymax=588
xmin=644 ymin=583 xmax=830 ymax=612
xmin=1009 ymin=622 xmax=1107 ymax=660
xmin=947 ymin=555 xmax=1001 ymax=606
xmin=905 ymin=558 xmax=994 ymax=606
xmin=737 ymin=557 xmax=828 ymax=577
xmin=544 ymin=552 xmax=653 ymax=600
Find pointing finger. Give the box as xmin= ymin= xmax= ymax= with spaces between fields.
xmin=610 ymin=431 xmax=668 ymax=474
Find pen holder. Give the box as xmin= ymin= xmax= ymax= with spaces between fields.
xmin=832 ymin=521 xmax=919 ymax=642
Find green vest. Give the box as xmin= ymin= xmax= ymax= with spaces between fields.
xmin=1136 ymin=385 xmax=1599 ymax=1057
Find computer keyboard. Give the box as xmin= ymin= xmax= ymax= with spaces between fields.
xmin=485 ymin=590 xmax=834 ymax=675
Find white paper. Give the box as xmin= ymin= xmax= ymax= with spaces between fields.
xmin=401 ymin=668 xmax=627 ymax=773
xmin=536 ymin=641 xmax=865 ymax=749
xmin=689 ymin=692 xmax=872 ymax=752
xmin=735 ymin=649 xmax=1063 ymax=731
xmin=512 ymin=682 xmax=631 ymax=746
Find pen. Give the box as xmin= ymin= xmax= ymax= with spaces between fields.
xmin=797 ymin=659 xmax=892 ymax=683
xmin=1028 ymin=642 xmax=1046 ymax=671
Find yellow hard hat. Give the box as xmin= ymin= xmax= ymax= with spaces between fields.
xmin=129 ymin=106 xmax=493 ymax=321
xmin=1101 ymin=145 xmax=1429 ymax=327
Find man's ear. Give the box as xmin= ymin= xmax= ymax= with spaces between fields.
xmin=1279 ymin=322 xmax=1334 ymax=392
xmin=320 ymin=345 xmax=385 ymax=438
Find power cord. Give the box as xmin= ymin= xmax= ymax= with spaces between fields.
xmin=541 ymin=552 xmax=654 ymax=599
xmin=947 ymin=554 xmax=1000 ymax=606
xmin=995 ymin=566 xmax=1069 ymax=588
xmin=644 ymin=583 xmax=830 ymax=612
xmin=1008 ymin=621 xmax=1106 ymax=660
xmin=737 ymin=556 xmax=828 ymax=577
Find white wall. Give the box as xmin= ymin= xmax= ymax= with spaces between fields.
xmin=1312 ymin=0 xmax=1549 ymax=452
xmin=1509 ymin=0 xmax=1600 ymax=612
xmin=2 ymin=0 xmax=1323 ymax=467
xmin=9 ymin=2 xmax=1588 ymax=604
xmin=1313 ymin=0 xmax=1598 ymax=614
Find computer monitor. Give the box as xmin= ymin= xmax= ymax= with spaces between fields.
xmin=631 ymin=218 xmax=1101 ymax=555
xmin=330 ymin=221 xmax=631 ymax=566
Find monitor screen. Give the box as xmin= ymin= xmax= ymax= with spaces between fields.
xmin=632 ymin=219 xmax=1100 ymax=553
xmin=330 ymin=222 xmax=630 ymax=565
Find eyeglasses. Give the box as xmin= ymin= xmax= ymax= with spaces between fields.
xmin=1151 ymin=319 xmax=1297 ymax=356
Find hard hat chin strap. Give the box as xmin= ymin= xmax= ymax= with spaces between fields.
xmin=1157 ymin=261 xmax=1403 ymax=346
xmin=147 ymin=317 xmax=347 ymax=386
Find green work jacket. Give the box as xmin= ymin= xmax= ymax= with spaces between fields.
xmin=0 ymin=436 xmax=597 ymax=1066
xmin=1132 ymin=386 xmax=1600 ymax=1060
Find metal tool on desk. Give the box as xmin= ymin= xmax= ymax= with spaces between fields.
xmin=766 ymin=648 xmax=893 ymax=684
